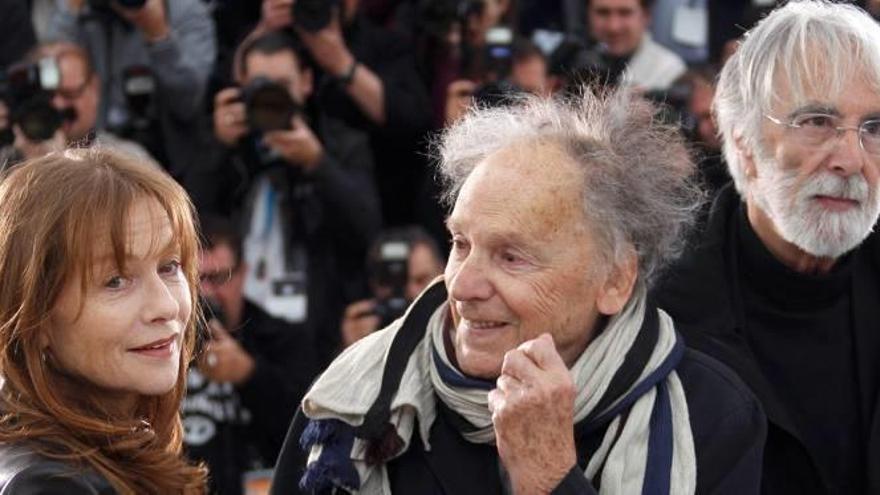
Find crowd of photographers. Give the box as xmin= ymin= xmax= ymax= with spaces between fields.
xmin=4 ymin=0 xmax=880 ymax=493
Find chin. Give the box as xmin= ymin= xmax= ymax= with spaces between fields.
xmin=457 ymin=348 xmax=503 ymax=380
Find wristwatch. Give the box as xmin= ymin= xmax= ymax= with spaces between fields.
xmin=333 ymin=60 xmax=358 ymax=87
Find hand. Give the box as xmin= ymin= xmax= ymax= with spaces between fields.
xmin=112 ymin=0 xmax=169 ymax=43
xmin=341 ymin=299 xmax=381 ymax=347
xmin=260 ymin=0 xmax=293 ymax=31
xmin=13 ymin=125 xmax=66 ymax=161
xmin=0 ymin=101 xmax=9 ymax=131
xmin=213 ymin=87 xmax=248 ymax=147
xmin=198 ymin=320 xmax=256 ymax=385
xmin=488 ymin=334 xmax=577 ymax=494
xmin=444 ymin=79 xmax=477 ymax=125
xmin=296 ymin=11 xmax=355 ymax=77
xmin=262 ymin=116 xmax=323 ymax=171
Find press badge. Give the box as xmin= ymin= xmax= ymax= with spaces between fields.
xmin=264 ymin=271 xmax=307 ymax=323
xmin=672 ymin=4 xmax=708 ymax=47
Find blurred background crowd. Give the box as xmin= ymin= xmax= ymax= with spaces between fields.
xmin=2 ymin=0 xmax=879 ymax=493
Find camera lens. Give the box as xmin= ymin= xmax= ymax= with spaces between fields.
xmin=15 ymin=96 xmax=63 ymax=141
xmin=242 ymin=78 xmax=299 ymax=133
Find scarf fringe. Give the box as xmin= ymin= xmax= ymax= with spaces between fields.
xmin=299 ymin=419 xmax=361 ymax=492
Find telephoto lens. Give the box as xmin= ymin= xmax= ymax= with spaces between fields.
xmin=241 ymin=77 xmax=300 ymax=133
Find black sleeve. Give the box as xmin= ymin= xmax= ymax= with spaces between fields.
xmin=351 ymin=20 xmax=431 ymax=135
xmin=693 ymin=400 xmax=766 ymax=494
xmin=682 ymin=350 xmax=767 ymax=495
xmin=0 ymin=0 xmax=36 ymax=71
xmin=270 ymin=407 xmax=311 ymax=495
xmin=238 ymin=312 xmax=319 ymax=465
xmin=550 ymin=466 xmax=599 ymax=495
xmin=4 ymin=464 xmax=112 ymax=495
xmin=309 ymin=117 xmax=382 ymax=254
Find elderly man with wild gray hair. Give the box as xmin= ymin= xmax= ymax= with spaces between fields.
xmin=269 ymin=84 xmax=765 ymax=494
xmin=656 ymin=1 xmax=880 ymax=494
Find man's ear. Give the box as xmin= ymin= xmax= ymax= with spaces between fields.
xmin=596 ymin=250 xmax=638 ymax=316
xmin=734 ymin=133 xmax=758 ymax=181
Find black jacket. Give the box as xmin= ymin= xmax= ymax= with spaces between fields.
xmin=270 ymin=285 xmax=766 ymax=494
xmin=654 ymin=185 xmax=880 ymax=494
xmin=0 ymin=442 xmax=115 ymax=494
xmin=185 ymin=111 xmax=381 ymax=368
xmin=184 ymin=300 xmax=318 ymax=495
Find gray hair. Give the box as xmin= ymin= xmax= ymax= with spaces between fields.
xmin=436 ymin=88 xmax=703 ymax=287
xmin=715 ymin=0 xmax=880 ymax=195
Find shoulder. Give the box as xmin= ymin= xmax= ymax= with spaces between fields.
xmin=677 ymin=349 xmax=766 ymax=453
xmin=0 ymin=443 xmax=114 ymax=495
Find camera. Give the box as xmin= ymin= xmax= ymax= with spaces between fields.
xmin=293 ymin=0 xmax=341 ymax=33
xmin=240 ymin=77 xmax=301 ymax=134
xmin=370 ymin=240 xmax=411 ymax=329
xmin=0 ymin=58 xmax=72 ymax=144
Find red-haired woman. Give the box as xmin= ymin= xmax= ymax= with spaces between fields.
xmin=0 ymin=148 xmax=207 ymax=493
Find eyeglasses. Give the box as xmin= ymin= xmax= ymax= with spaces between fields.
xmin=764 ymin=113 xmax=880 ymax=155
xmin=54 ymin=74 xmax=92 ymax=101
xmin=199 ymin=268 xmax=234 ymax=286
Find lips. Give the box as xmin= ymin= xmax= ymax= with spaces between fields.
xmin=128 ymin=335 xmax=177 ymax=358
xmin=465 ymin=319 xmax=508 ymax=330
xmin=812 ymin=195 xmax=860 ymax=212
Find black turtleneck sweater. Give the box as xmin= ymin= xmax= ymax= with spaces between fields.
xmin=736 ymin=208 xmax=864 ymax=494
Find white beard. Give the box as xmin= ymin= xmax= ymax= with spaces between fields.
xmin=750 ymin=158 xmax=880 ymax=258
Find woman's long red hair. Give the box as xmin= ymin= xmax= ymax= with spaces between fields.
xmin=0 ymin=148 xmax=207 ymax=493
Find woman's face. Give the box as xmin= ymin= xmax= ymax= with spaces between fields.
xmin=46 ymin=198 xmax=191 ymax=408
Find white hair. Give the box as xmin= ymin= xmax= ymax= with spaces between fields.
xmin=715 ymin=0 xmax=880 ymax=195
xmin=436 ymin=88 xmax=703 ymax=287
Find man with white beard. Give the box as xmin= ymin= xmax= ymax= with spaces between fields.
xmin=656 ymin=2 xmax=880 ymax=495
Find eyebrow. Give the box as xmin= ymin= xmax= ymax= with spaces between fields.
xmin=788 ymin=103 xmax=880 ymax=122
xmin=446 ymin=218 xmax=541 ymax=251
xmin=787 ymin=103 xmax=839 ymax=120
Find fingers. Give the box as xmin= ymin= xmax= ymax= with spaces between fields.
xmin=519 ymin=333 xmax=567 ymax=372
xmin=215 ymin=87 xmax=242 ymax=107
xmin=208 ymin=319 xmax=231 ymax=341
xmin=344 ymin=299 xmax=376 ymax=319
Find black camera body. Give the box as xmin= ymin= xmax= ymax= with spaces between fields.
xmin=370 ymin=240 xmax=411 ymax=329
xmin=240 ymin=77 xmax=301 ymax=134
xmin=0 ymin=58 xmax=67 ymax=144
xmin=293 ymin=0 xmax=341 ymax=33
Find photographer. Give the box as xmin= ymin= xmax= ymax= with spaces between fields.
xmin=341 ymin=226 xmax=443 ymax=348
xmin=254 ymin=0 xmax=431 ymax=227
xmin=47 ymin=0 xmax=216 ymax=175
xmin=184 ymin=216 xmax=317 ymax=495
xmin=568 ymin=0 xmax=686 ymax=91
xmin=189 ymin=30 xmax=380 ymax=369
xmin=0 ymin=42 xmax=152 ymax=166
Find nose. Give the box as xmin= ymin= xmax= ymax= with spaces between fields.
xmin=446 ymin=253 xmax=493 ymax=303
xmin=827 ymin=126 xmax=866 ymax=177
xmin=143 ymin=274 xmax=182 ymax=324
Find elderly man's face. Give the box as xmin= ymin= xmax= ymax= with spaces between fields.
xmin=747 ymin=73 xmax=880 ymax=259
xmin=445 ymin=142 xmax=619 ymax=379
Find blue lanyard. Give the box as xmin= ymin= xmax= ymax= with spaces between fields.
xmin=261 ymin=183 xmax=276 ymax=242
